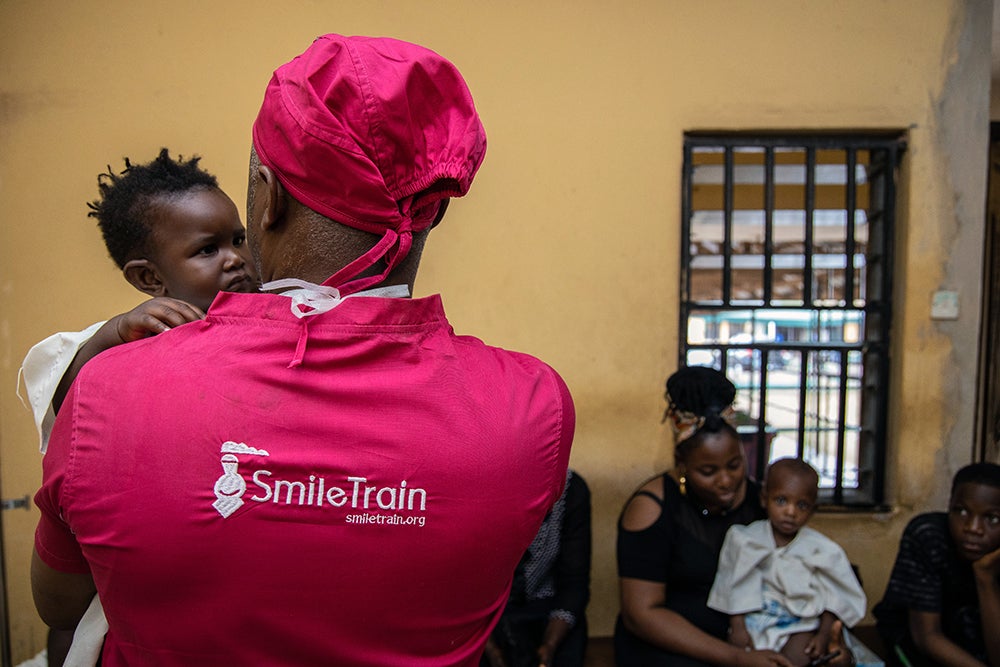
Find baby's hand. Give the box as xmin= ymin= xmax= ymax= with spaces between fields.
xmin=804 ymin=629 xmax=830 ymax=658
xmin=825 ymin=620 xmax=855 ymax=667
xmin=113 ymin=298 xmax=205 ymax=343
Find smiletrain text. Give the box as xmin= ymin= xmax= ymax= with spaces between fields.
xmin=250 ymin=472 xmax=428 ymax=512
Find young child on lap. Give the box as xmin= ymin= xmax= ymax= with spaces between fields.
xmin=708 ymin=458 xmax=867 ymax=667
xmin=21 ymin=148 xmax=258 ymax=666
xmin=874 ymin=462 xmax=1000 ymax=667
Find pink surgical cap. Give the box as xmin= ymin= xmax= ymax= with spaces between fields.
xmin=252 ymin=34 xmax=487 ymax=293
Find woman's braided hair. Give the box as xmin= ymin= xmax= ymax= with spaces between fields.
xmin=665 ymin=366 xmax=738 ymax=460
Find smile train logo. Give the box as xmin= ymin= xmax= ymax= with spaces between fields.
xmin=213 ymin=441 xmax=270 ymax=518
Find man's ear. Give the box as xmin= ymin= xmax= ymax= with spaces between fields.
xmin=123 ymin=259 xmax=165 ymax=297
xmin=255 ymin=164 xmax=286 ymax=232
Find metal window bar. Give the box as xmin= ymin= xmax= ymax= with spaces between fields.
xmin=681 ymin=142 xmax=694 ymax=305
xmin=797 ymin=346 xmax=810 ymax=464
xmin=834 ymin=350 xmax=850 ymax=504
xmin=764 ymin=147 xmax=775 ymax=305
xmin=845 ymin=148 xmax=858 ymax=306
xmin=756 ymin=353 xmax=771 ymax=475
xmin=870 ymin=144 xmax=901 ymax=506
xmin=804 ymin=146 xmax=816 ymax=307
xmin=723 ymin=147 xmax=734 ymax=303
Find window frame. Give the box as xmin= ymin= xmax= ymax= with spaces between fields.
xmin=679 ymin=132 xmax=905 ymax=509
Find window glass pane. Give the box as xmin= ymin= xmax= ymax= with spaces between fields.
xmin=773 ymin=148 xmax=807 ymax=306
xmin=803 ymin=349 xmax=842 ymax=487
xmin=690 ymin=147 xmax=724 ymax=302
xmin=690 ymin=214 xmax=724 ymax=302
xmin=685 ymin=347 xmax=721 ymax=369
xmin=756 ymin=353 xmax=803 ymax=468
xmin=853 ymin=210 xmax=869 ymax=308
xmin=732 ymin=147 xmax=765 ymax=305
xmin=840 ymin=349 xmax=865 ymax=489
xmin=686 ymin=309 xmax=726 ymax=345
xmin=773 ymin=211 xmax=806 ymax=306
xmin=812 ymin=150 xmax=848 ymax=306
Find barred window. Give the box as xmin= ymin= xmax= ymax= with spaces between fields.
xmin=680 ymin=133 xmax=905 ymax=508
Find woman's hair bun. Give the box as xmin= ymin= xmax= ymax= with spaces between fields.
xmin=665 ymin=366 xmax=736 ymax=417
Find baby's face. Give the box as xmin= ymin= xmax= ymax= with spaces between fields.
xmin=948 ymin=482 xmax=1000 ymax=561
xmin=148 ymin=187 xmax=259 ymax=311
xmin=761 ymin=469 xmax=817 ymax=547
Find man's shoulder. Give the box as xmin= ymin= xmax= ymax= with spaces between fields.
xmin=76 ymin=320 xmax=204 ymax=381
xmin=453 ymin=334 xmax=567 ymax=385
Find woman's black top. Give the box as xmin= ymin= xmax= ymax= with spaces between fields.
xmin=614 ymin=474 xmax=765 ymax=667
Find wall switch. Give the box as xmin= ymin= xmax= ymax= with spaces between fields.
xmin=931 ymin=290 xmax=960 ymax=320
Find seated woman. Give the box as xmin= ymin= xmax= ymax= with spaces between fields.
xmin=614 ymin=366 xmax=854 ymax=667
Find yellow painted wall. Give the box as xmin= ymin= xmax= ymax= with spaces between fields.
xmin=0 ymin=1 xmax=990 ymax=662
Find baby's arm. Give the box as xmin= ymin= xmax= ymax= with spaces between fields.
xmin=973 ymin=545 xmax=1000 ymax=666
xmin=52 ymin=297 xmax=204 ymax=411
xmin=728 ymin=613 xmax=753 ymax=650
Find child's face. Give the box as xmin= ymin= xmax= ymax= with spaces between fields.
xmin=761 ymin=468 xmax=817 ymax=546
xmin=947 ymin=481 xmax=1000 ymax=562
xmin=148 ymin=188 xmax=258 ymax=312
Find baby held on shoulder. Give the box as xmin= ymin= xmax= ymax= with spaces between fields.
xmin=21 ymin=148 xmax=259 ymax=667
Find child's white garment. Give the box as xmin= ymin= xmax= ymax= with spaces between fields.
xmin=707 ymin=519 xmax=867 ymax=651
xmin=18 ymin=322 xmax=105 ymax=453
xmin=64 ymin=596 xmax=108 ymax=667
xmin=18 ymin=323 xmax=108 ymax=666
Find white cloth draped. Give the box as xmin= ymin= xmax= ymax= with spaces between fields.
xmin=707 ymin=519 xmax=867 ymax=650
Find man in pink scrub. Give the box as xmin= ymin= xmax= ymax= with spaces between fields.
xmin=32 ymin=34 xmax=574 ymax=667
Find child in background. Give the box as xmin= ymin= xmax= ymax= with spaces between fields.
xmin=873 ymin=462 xmax=1000 ymax=667
xmin=708 ymin=458 xmax=867 ymax=667
xmin=20 ymin=148 xmax=258 ymax=666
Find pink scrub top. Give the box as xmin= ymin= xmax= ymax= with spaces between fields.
xmin=35 ymin=291 xmax=574 ymax=667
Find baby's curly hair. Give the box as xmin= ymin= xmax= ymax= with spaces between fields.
xmin=87 ymin=148 xmax=220 ymax=268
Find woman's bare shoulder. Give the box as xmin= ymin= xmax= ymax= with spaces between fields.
xmin=620 ymin=474 xmax=668 ymax=532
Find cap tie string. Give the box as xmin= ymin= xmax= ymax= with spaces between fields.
xmin=321 ymin=227 xmax=413 ymax=297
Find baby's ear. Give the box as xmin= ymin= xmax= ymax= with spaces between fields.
xmin=123 ymin=259 xmax=166 ymax=297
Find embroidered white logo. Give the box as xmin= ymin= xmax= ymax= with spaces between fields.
xmin=212 ymin=441 xmax=428 ymax=527
xmin=213 ymin=441 xmax=269 ymax=517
